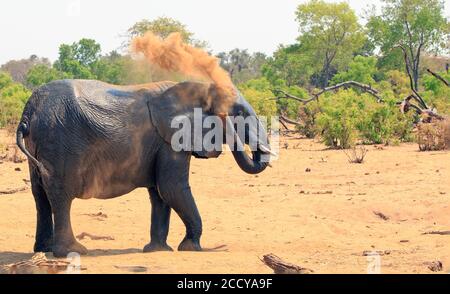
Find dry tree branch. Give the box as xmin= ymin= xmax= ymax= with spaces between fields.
xmin=313 ymin=81 xmax=384 ymax=102
xmin=394 ymin=44 xmax=428 ymax=109
xmin=0 ymin=186 xmax=29 ymax=195
xmin=261 ymin=253 xmax=314 ymax=274
xmin=278 ymin=118 xmax=290 ymax=130
xmin=271 ymin=89 xmax=317 ymax=104
xmin=272 ymin=81 xmax=384 ymax=105
xmin=427 ymin=69 xmax=449 ymax=87
xmin=280 ymin=115 xmax=302 ymax=126
xmin=398 ymin=95 xmax=425 ymax=114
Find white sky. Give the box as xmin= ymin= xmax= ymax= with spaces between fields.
xmin=0 ymin=0 xmax=448 ymax=64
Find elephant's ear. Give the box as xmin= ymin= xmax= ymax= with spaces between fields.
xmin=148 ymin=82 xmax=223 ymax=159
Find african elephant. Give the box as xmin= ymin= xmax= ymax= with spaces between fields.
xmin=16 ymin=79 xmax=272 ymax=257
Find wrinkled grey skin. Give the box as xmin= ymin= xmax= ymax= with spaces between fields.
xmin=16 ymin=79 xmax=270 ymax=257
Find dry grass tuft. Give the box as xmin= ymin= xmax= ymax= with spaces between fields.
xmin=344 ymin=146 xmax=368 ymax=163
xmin=417 ymin=118 xmax=450 ymax=151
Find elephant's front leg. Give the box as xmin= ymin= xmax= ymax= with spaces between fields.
xmin=143 ymin=187 xmax=173 ymax=252
xmin=156 ymin=147 xmax=202 ymax=251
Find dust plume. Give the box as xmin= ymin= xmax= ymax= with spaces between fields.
xmin=131 ymin=32 xmax=236 ymax=113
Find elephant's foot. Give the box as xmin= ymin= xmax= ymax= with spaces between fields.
xmin=53 ymin=240 xmax=88 ymax=258
xmin=178 ymin=238 xmax=202 ymax=251
xmin=34 ymin=240 xmax=53 ymax=253
xmin=143 ymin=242 xmax=173 ymax=253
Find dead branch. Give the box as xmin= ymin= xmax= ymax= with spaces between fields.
xmin=278 ymin=118 xmax=289 ymax=130
xmin=261 ymin=253 xmax=314 ymax=274
xmin=314 ymin=81 xmax=383 ymax=102
xmin=280 ymin=115 xmax=302 ymax=126
xmin=76 ymin=232 xmax=114 ymax=241
xmin=373 ymin=211 xmax=389 ymax=221
xmin=362 ymin=250 xmax=391 ymax=256
xmin=398 ymin=95 xmax=423 ymax=114
xmin=427 ymin=69 xmax=449 ymax=87
xmin=398 ymin=95 xmax=444 ymax=120
xmin=0 ymin=186 xmax=29 ymax=195
xmin=394 ymin=45 xmax=428 ymax=109
xmin=271 ymin=89 xmax=317 ymax=104
xmin=113 ymin=265 xmax=148 ymax=273
xmin=422 ymin=230 xmax=450 ymax=235
xmin=272 ymin=81 xmax=384 ymax=105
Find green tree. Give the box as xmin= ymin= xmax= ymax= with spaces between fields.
xmin=1 ymin=55 xmax=51 ymax=84
xmin=91 ymin=51 xmax=127 ymax=85
xmin=262 ymin=44 xmax=313 ymax=87
xmin=126 ymin=17 xmax=207 ymax=48
xmin=54 ymin=39 xmax=102 ymax=79
xmin=26 ymin=64 xmax=69 ymax=89
xmin=296 ymin=0 xmax=365 ymax=87
xmin=367 ymin=0 xmax=448 ymax=91
xmin=331 ymin=55 xmax=378 ymax=85
xmin=72 ymin=39 xmax=101 ymax=67
xmin=217 ymin=49 xmax=268 ymax=84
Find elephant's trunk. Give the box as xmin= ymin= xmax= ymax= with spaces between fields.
xmin=231 ymin=149 xmax=268 ymax=174
xmin=224 ymin=116 xmax=270 ymax=175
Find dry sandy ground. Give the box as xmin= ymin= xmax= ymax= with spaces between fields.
xmin=0 ymin=133 xmax=449 ymax=274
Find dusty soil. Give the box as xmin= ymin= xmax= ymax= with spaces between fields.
xmin=0 ymin=132 xmax=449 ymax=273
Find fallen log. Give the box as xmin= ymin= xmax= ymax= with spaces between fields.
xmin=261 ymin=253 xmax=314 ymax=274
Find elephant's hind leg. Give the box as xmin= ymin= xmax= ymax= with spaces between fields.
xmin=156 ymin=147 xmax=202 ymax=251
xmin=30 ymin=170 xmax=53 ymax=252
xmin=44 ymin=181 xmax=87 ymax=257
xmin=143 ymin=187 xmax=173 ymax=252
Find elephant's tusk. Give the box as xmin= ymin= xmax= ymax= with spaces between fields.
xmin=259 ymin=145 xmax=277 ymax=157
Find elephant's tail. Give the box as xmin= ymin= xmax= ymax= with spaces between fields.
xmin=16 ymin=121 xmax=45 ymax=173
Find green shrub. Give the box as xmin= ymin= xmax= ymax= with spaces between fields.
xmin=0 ymin=71 xmax=30 ymax=129
xmin=357 ymin=98 xmax=414 ymax=145
xmin=238 ymin=78 xmax=277 ymax=117
xmin=297 ymin=101 xmax=320 ymax=138
xmin=315 ymin=90 xmax=363 ymax=148
xmin=315 ymin=89 xmax=414 ymax=148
